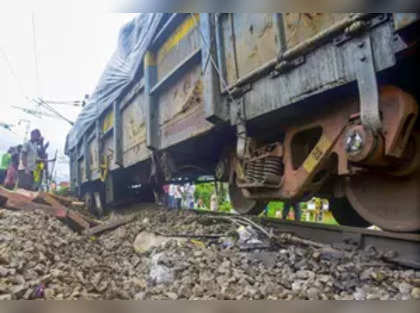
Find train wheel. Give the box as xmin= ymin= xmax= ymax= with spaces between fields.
xmin=229 ymin=184 xmax=266 ymax=215
xmin=344 ymin=133 xmax=420 ymax=232
xmin=329 ymin=197 xmax=371 ymax=228
xmin=345 ymin=169 xmax=420 ymax=232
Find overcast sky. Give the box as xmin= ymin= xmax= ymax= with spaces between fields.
xmin=0 ymin=1 xmax=137 ymax=181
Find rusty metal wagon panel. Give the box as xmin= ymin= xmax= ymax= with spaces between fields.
xmin=67 ymin=13 xmax=419 ymax=211
xmin=145 ymin=14 xmax=214 ymax=151
xmin=121 ymin=82 xmax=151 ymax=168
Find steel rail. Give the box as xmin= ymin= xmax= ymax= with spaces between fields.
xmin=194 ymin=210 xmax=420 ymax=269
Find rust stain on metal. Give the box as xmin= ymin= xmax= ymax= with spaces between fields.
xmin=162 ymin=105 xmax=211 ymax=138
xmin=283 ymin=13 xmax=349 ymax=49
xmin=160 ymin=67 xmax=203 ymax=128
xmin=235 ymin=14 xmax=277 ymax=79
xmin=123 ymin=105 xmax=146 ymax=152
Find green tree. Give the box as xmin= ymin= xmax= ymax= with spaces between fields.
xmin=194 ymin=182 xmax=214 ymax=209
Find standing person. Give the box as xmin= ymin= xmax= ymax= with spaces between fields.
xmin=18 ymin=129 xmax=42 ymax=191
xmin=282 ymin=201 xmax=302 ymax=221
xmin=197 ymin=198 xmax=205 ymax=210
xmin=0 ymin=148 xmax=12 ymax=184
xmin=185 ymin=183 xmax=196 ymax=210
xmin=162 ymin=184 xmax=170 ymax=207
xmin=210 ymin=192 xmax=219 ymax=212
xmin=174 ymin=185 xmax=183 ymax=210
xmin=33 ymin=136 xmax=49 ymax=191
xmin=168 ymin=184 xmax=176 ymax=209
xmin=33 ymin=161 xmax=45 ymax=191
xmin=3 ymin=146 xmax=20 ymax=189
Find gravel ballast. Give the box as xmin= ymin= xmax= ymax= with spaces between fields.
xmin=0 ymin=206 xmax=419 ymax=300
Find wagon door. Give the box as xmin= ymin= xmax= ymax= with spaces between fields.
xmin=216 ymin=14 xmax=281 ymax=88
xmin=215 ymin=13 xmax=352 ymax=120
xmin=144 ymin=14 xmax=213 ymax=150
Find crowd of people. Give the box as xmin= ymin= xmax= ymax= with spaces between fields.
xmin=264 ymin=197 xmax=330 ymax=223
xmin=160 ymin=182 xmax=329 ymax=223
xmin=163 ymin=183 xmax=198 ymax=210
xmin=0 ymin=129 xmax=53 ymax=192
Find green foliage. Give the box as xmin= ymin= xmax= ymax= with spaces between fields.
xmin=194 ymin=182 xmax=231 ymax=212
xmin=194 ymin=182 xmax=214 ymax=209
xmin=219 ymin=201 xmax=232 ymax=213
xmin=264 ymin=201 xmax=282 ymax=217
xmin=54 ymin=186 xmax=70 ymax=197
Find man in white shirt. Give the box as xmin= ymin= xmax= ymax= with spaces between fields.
xmin=17 ymin=129 xmax=42 ymax=191
xmin=185 ymin=183 xmax=196 ymax=209
xmin=168 ymin=184 xmax=176 ymax=209
xmin=174 ymin=185 xmax=182 ymax=210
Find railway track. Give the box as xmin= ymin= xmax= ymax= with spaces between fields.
xmin=193 ymin=210 xmax=420 ymax=269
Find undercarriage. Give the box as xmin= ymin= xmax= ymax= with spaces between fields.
xmin=222 ymin=85 xmax=419 ymax=232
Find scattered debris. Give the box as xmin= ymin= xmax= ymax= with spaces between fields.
xmin=71 ymin=201 xmax=85 ymax=208
xmin=149 ymin=252 xmax=174 ymax=285
xmin=237 ymin=225 xmax=269 ymax=250
xmin=0 ymin=187 xmax=92 ymax=232
xmin=83 ymin=216 xmax=134 ymax=237
xmin=133 ymin=232 xmax=184 ymax=254
xmin=0 ymin=205 xmax=418 ymax=300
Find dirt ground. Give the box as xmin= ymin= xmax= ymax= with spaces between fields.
xmin=0 ymin=205 xmax=419 ymax=300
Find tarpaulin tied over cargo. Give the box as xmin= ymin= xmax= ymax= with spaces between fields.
xmin=65 ymin=13 xmax=163 ymax=153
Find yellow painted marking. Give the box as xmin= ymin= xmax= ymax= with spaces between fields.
xmin=235 ymin=161 xmax=246 ymax=180
xmin=157 ymin=14 xmax=200 ymax=64
xmin=144 ymin=51 xmax=156 ymax=67
xmin=190 ymin=239 xmax=205 ymax=249
xmin=102 ymin=110 xmax=114 ymax=132
xmin=303 ymin=135 xmax=332 ymax=173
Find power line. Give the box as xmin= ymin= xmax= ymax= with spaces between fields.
xmin=12 ymin=105 xmax=44 ymax=119
xmin=0 ymin=122 xmax=14 ymax=132
xmin=34 ymin=98 xmax=74 ymax=126
xmin=0 ymin=46 xmax=29 ymax=101
xmin=42 ymin=99 xmax=84 ymax=107
xmin=32 ymin=12 xmax=41 ymax=97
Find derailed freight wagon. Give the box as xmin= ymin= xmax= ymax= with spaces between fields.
xmin=66 ymin=13 xmax=420 ymax=232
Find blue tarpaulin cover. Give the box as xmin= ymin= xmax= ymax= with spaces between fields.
xmin=65 ymin=13 xmax=163 ymax=153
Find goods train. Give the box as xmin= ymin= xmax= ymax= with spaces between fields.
xmin=66 ymin=13 xmax=420 ymax=233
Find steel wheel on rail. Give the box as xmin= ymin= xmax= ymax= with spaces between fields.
xmin=345 ymin=134 xmax=420 ymax=233
xmin=229 ymin=183 xmax=266 ymax=215
xmin=329 ymin=197 xmax=371 ymax=228
xmin=345 ymin=170 xmax=420 ymax=232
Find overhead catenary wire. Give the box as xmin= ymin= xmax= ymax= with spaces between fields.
xmin=32 ymin=12 xmax=41 ymax=97
xmin=0 ymin=122 xmax=16 ymax=134
xmin=42 ymin=99 xmax=84 ymax=107
xmin=0 ymin=46 xmax=29 ymax=101
xmin=12 ymin=105 xmax=45 ymax=119
xmin=33 ymin=98 xmax=75 ymax=126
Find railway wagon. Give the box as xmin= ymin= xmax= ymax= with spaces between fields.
xmin=66 ymin=13 xmax=420 ymax=232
